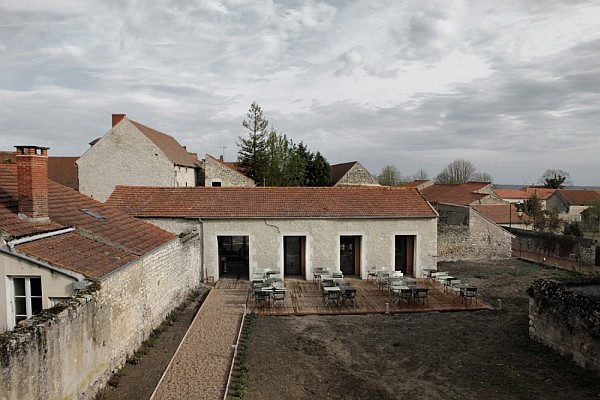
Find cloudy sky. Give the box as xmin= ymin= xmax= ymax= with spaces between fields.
xmin=1 ymin=0 xmax=599 ymax=186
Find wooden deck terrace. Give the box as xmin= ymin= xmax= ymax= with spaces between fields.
xmin=214 ymin=277 xmax=492 ymax=316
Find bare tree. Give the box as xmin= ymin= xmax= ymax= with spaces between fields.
xmin=411 ymin=168 xmax=429 ymax=181
xmin=378 ymin=165 xmax=402 ymax=186
xmin=472 ymin=172 xmax=493 ymax=182
xmin=435 ymin=159 xmax=476 ymax=184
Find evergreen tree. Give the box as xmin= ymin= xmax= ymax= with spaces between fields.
xmin=307 ymin=151 xmax=331 ymax=186
xmin=237 ymin=102 xmax=269 ymax=184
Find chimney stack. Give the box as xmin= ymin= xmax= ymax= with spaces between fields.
xmin=15 ymin=146 xmax=50 ymax=222
xmin=112 ymin=114 xmax=126 ymax=127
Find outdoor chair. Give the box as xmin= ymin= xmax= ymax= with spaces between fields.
xmin=325 ymin=289 xmax=341 ymax=306
xmin=464 ymin=287 xmax=478 ymax=304
xmin=341 ymin=287 xmax=357 ymax=306
xmin=271 ymin=289 xmax=286 ymax=308
xmin=395 ymin=288 xmax=412 ymax=306
xmin=331 ymin=271 xmax=344 ymax=279
xmin=391 ymin=271 xmax=404 ymax=278
xmin=414 ymin=288 xmax=429 ymax=307
xmin=255 ymin=291 xmax=270 ymax=308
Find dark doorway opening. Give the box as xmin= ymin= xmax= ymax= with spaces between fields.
xmin=395 ymin=235 xmax=415 ymax=276
xmin=218 ymin=236 xmax=249 ymax=279
xmin=284 ymin=236 xmax=305 ymax=277
xmin=340 ymin=236 xmax=361 ymax=275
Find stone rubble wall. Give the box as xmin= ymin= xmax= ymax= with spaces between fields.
xmin=0 ymin=238 xmax=202 ymax=400
xmin=437 ymin=204 xmax=512 ymax=261
xmin=528 ymin=278 xmax=600 ymax=375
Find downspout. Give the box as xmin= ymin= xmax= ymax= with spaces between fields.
xmin=198 ymin=218 xmax=205 ymax=282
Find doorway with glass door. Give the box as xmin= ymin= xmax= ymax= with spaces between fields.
xmin=340 ymin=236 xmax=361 ymax=275
xmin=395 ymin=235 xmax=415 ymax=276
xmin=284 ymin=236 xmax=305 ymax=277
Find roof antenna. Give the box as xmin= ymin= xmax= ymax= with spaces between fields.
xmin=221 ymin=145 xmax=227 ymax=160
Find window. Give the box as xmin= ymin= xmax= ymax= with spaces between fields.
xmin=212 ymin=181 xmax=222 ymax=187
xmin=13 ymin=277 xmax=43 ymax=325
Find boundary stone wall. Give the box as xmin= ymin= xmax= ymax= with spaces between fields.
xmin=528 ymin=278 xmax=600 ymax=374
xmin=0 ymin=238 xmax=202 ymax=400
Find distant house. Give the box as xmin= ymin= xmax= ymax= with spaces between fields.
xmin=0 ymin=146 xmax=201 ymax=399
xmin=0 ymin=151 xmax=79 ymax=190
xmin=199 ymin=154 xmax=255 ymax=187
xmin=107 ymin=185 xmax=439 ymax=280
xmin=418 ymin=181 xmax=503 ymax=206
xmin=330 ymin=161 xmax=380 ymax=186
xmin=495 ymin=187 xmax=556 ymax=210
xmin=472 ymin=204 xmax=531 ymax=230
xmin=77 ymin=114 xmax=201 ymax=201
xmin=546 ymin=189 xmax=600 ymax=222
xmin=414 ymin=181 xmax=512 ymax=261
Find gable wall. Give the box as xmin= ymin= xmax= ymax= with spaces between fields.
xmin=437 ymin=204 xmax=512 ymax=261
xmin=334 ymin=163 xmax=379 ymax=186
xmin=78 ymin=120 xmax=177 ymax=201
xmin=0 ymin=252 xmax=79 ymax=332
xmin=204 ymin=157 xmax=254 ymax=187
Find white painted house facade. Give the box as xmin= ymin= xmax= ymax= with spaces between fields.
xmin=107 ymin=186 xmax=439 ymax=281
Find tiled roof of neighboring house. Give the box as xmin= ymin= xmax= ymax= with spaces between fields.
xmin=107 ymin=186 xmax=438 ymax=219
xmin=472 ymin=204 xmax=531 ymax=225
xmin=330 ymin=161 xmax=357 ymax=185
xmin=419 ymin=182 xmax=493 ymax=206
xmin=0 ymin=165 xmax=175 ymax=279
xmin=48 ymin=157 xmax=79 ymax=190
xmin=493 ymin=188 xmax=530 ymax=200
xmin=556 ymin=189 xmax=600 ymax=206
xmin=130 ymin=120 xmax=198 ymax=168
xmin=523 ymin=187 xmax=555 ymax=200
xmin=15 ymin=232 xmax=138 ymax=280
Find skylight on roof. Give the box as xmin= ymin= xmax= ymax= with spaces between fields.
xmin=80 ymin=209 xmax=107 ymax=221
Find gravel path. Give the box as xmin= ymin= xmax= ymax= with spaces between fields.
xmin=150 ymin=287 xmax=248 ymax=400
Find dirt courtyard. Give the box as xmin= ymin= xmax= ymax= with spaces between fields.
xmin=242 ymin=260 xmax=600 ymax=400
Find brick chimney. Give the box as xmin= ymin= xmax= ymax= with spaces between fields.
xmin=15 ymin=146 xmax=50 ymax=222
xmin=112 ymin=113 xmax=126 ymax=127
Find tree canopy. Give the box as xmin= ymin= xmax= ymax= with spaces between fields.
xmin=237 ymin=103 xmax=331 ymax=186
xmin=539 ymin=169 xmax=572 ymax=189
xmin=435 ymin=159 xmax=492 ymax=184
xmin=378 ymin=165 xmax=403 ymax=186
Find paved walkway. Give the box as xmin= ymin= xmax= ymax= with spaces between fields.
xmin=150 ymin=286 xmax=248 ymax=400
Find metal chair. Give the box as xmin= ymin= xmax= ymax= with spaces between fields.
xmin=464 ymin=287 xmax=478 ymax=305
xmin=341 ymin=287 xmax=357 ymax=306
xmin=395 ymin=288 xmax=412 ymax=306
xmin=254 ymin=291 xmax=270 ymax=308
xmin=271 ymin=289 xmax=286 ymax=308
xmin=413 ymin=288 xmax=429 ymax=307
xmin=324 ymin=289 xmax=341 ymax=306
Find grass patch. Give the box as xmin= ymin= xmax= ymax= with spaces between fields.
xmin=232 ymin=315 xmax=256 ymax=400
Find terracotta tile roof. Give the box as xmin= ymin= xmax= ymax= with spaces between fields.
xmin=130 ymin=120 xmax=198 ymax=168
xmin=0 ymin=165 xmax=175 ymax=279
xmin=556 ymin=189 xmax=600 ymax=206
xmin=523 ymin=187 xmax=555 ymax=200
xmin=472 ymin=204 xmax=531 ymax=224
xmin=48 ymin=157 xmax=79 ymax=190
xmin=493 ymin=188 xmax=530 ymax=200
xmin=107 ymin=186 xmax=438 ymax=218
xmin=15 ymin=232 xmax=138 ymax=280
xmin=419 ymin=182 xmax=492 ymax=206
xmin=330 ymin=161 xmax=357 ymax=185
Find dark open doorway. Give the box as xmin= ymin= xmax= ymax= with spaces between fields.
xmin=340 ymin=236 xmax=361 ymax=275
xmin=395 ymin=235 xmax=415 ymax=276
xmin=218 ymin=236 xmax=249 ymax=279
xmin=284 ymin=236 xmax=305 ymax=277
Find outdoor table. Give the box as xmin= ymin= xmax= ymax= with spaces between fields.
xmin=422 ymin=268 xmax=437 ymax=281
xmin=453 ymin=284 xmax=471 ymax=302
xmin=444 ymin=277 xmax=459 ymax=293
xmin=265 ymin=270 xmax=279 ymax=278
